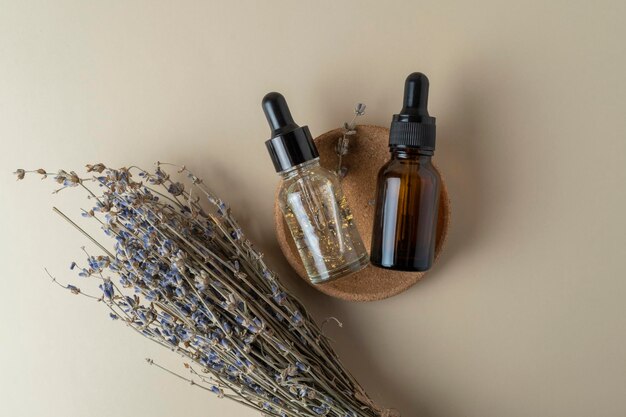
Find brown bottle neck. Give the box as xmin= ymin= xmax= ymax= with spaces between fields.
xmin=390 ymin=147 xmax=433 ymax=161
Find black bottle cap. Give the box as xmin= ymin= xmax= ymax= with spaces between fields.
xmin=389 ymin=72 xmax=437 ymax=152
xmin=263 ymin=92 xmax=318 ymax=173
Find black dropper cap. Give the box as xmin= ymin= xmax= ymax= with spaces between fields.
xmin=389 ymin=72 xmax=436 ymax=153
xmin=263 ymin=92 xmax=318 ymax=173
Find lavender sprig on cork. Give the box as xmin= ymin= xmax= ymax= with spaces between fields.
xmin=336 ymin=103 xmax=366 ymax=178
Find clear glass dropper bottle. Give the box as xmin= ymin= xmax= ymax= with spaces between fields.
xmin=263 ymin=92 xmax=369 ymax=284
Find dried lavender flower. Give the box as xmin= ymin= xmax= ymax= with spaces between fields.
xmin=14 ymin=169 xmax=25 ymax=180
xmin=18 ymin=163 xmax=396 ymax=417
xmin=336 ymin=103 xmax=367 ymax=178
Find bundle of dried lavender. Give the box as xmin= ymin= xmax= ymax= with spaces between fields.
xmin=16 ymin=164 xmax=396 ymax=417
xmin=335 ymin=103 xmax=366 ymax=178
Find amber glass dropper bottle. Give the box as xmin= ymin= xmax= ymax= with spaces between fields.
xmin=370 ymin=72 xmax=441 ymax=271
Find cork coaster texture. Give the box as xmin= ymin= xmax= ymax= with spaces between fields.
xmin=274 ymin=125 xmax=450 ymax=302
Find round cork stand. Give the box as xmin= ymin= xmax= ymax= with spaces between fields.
xmin=274 ymin=125 xmax=450 ymax=302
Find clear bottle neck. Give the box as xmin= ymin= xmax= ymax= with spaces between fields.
xmin=279 ymin=158 xmax=320 ymax=179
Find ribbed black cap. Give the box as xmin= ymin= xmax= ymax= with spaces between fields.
xmin=389 ymin=72 xmax=436 ymax=152
xmin=263 ymin=92 xmax=319 ymax=173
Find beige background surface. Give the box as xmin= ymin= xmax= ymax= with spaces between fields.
xmin=1 ymin=1 xmax=625 ymax=416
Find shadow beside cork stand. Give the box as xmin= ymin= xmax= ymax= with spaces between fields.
xmin=266 ymin=73 xmax=450 ymax=302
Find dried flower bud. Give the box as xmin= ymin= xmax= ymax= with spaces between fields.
xmin=14 ymin=169 xmax=25 ymax=180
xmin=86 ymin=163 xmax=106 ymax=173
xmin=67 ymin=284 xmax=81 ymax=295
